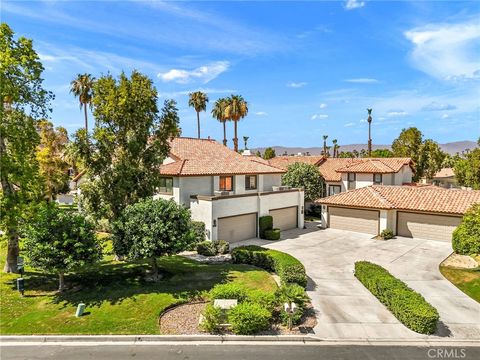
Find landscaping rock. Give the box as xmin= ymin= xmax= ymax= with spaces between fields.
xmin=160 ymin=302 xmax=208 ymax=335
xmin=180 ymin=252 xmax=232 ymax=264
xmin=442 ymin=253 xmax=478 ymax=269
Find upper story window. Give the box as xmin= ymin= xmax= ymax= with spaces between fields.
xmin=373 ymin=173 xmax=382 ymax=185
xmin=219 ymin=176 xmax=234 ymax=192
xmin=245 ymin=175 xmax=257 ymax=190
xmin=347 ymin=173 xmax=356 ymax=190
xmin=328 ymin=185 xmax=341 ymax=196
xmin=159 ymin=177 xmax=173 ymax=194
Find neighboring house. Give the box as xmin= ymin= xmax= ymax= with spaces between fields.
xmin=69 ymin=170 xmax=87 ymax=195
xmin=423 ymin=168 xmax=458 ymax=189
xmin=268 ymin=156 xmax=414 ymax=197
xmin=317 ymin=185 xmax=480 ymax=242
xmin=156 ymin=138 xmax=305 ymax=243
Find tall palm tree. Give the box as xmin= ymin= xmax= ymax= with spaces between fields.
xmin=70 ymin=73 xmax=95 ymax=133
xmin=211 ymin=98 xmax=229 ymax=146
xmin=322 ymin=135 xmax=328 ymax=157
xmin=332 ymin=139 xmax=338 ymax=158
xmin=224 ymin=95 xmax=248 ymax=152
xmin=188 ymin=91 xmax=209 ymax=139
xmin=367 ymin=108 xmax=373 ymax=157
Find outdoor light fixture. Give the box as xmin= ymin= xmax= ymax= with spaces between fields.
xmin=76 ymin=303 xmax=86 ymax=317
xmin=16 ymin=278 xmax=25 ymax=297
xmin=213 ymin=219 xmax=217 ymax=227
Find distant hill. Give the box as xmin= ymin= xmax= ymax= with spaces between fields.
xmin=252 ymin=141 xmax=477 ymax=156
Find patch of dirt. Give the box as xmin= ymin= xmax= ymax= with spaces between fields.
xmin=441 ymin=253 xmax=478 ymax=269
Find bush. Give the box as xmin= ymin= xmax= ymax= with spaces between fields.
xmin=246 ymin=290 xmax=278 ymax=312
xmin=214 ymin=240 xmax=229 ymax=255
xmin=231 ymin=245 xmax=307 ymax=288
xmin=276 ymin=284 xmax=309 ymax=326
xmin=355 ymin=261 xmax=439 ymax=334
xmin=95 ymin=218 xmax=112 ymax=233
xmin=282 ymin=162 xmax=324 ymax=202
xmin=452 ymin=204 xmax=480 ymax=255
xmin=209 ymin=283 xmax=248 ymax=302
xmin=200 ymin=303 xmax=222 ymax=333
xmin=192 ymin=221 xmax=206 ymax=242
xmin=228 ymin=302 xmax=271 ymax=335
xmin=264 ymin=228 xmax=281 ymax=240
xmin=380 ymin=228 xmax=394 ymax=240
xmin=280 ymin=307 xmax=304 ymax=326
xmin=306 ymin=204 xmax=322 ymax=218
xmin=259 ymin=216 xmax=273 ymax=239
xmin=197 ymin=241 xmax=217 ymax=256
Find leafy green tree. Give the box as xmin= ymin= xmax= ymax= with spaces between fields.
xmin=1 ymin=23 xmax=53 ymax=272
xmin=211 ymin=98 xmax=229 ymax=146
xmin=36 ymin=120 xmax=70 ymax=200
xmin=452 ymin=204 xmax=480 ymax=255
xmin=224 ymin=95 xmax=248 ymax=152
xmin=392 ymin=127 xmax=424 ymax=180
xmin=370 ymin=149 xmax=393 ymax=158
xmin=24 ymin=204 xmax=101 ymax=291
xmin=338 ymin=151 xmax=354 ymax=158
xmin=72 ymin=71 xmax=181 ymax=220
xmin=418 ymin=139 xmax=446 ymax=180
xmin=70 ymin=73 xmax=95 ymax=133
xmin=454 ymin=148 xmax=480 ymax=189
xmin=442 ymin=153 xmax=461 ymax=168
xmin=112 ymin=198 xmax=197 ymax=280
xmin=263 ymin=147 xmax=276 ymax=160
xmin=188 ymin=91 xmax=208 ymax=139
xmin=282 ymin=163 xmax=324 ymax=202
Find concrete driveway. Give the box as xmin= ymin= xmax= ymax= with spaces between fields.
xmin=238 ymin=224 xmax=480 ymax=340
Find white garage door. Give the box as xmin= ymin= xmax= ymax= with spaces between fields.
xmin=329 ymin=207 xmax=379 ymax=235
xmin=397 ymin=212 xmax=461 ymax=242
xmin=218 ymin=213 xmax=257 ymax=243
xmin=269 ymin=206 xmax=298 ymax=231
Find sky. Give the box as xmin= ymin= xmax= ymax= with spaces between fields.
xmin=3 ymin=0 xmax=480 ymax=149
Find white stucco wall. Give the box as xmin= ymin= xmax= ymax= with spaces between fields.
xmin=179 ymin=176 xmax=213 ymax=206
xmin=341 ymin=173 xmax=376 ymax=190
xmin=264 ymin=174 xmax=283 ymax=191
xmin=394 ymin=165 xmax=413 ymax=184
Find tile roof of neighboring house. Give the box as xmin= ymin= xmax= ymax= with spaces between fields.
xmin=267 ymin=155 xmax=324 ymax=171
xmin=316 ymin=158 xmax=357 ymax=182
xmin=159 ymin=137 xmax=285 ymax=176
xmin=316 ymin=185 xmax=480 ymax=215
xmin=434 ymin=168 xmax=455 ymax=179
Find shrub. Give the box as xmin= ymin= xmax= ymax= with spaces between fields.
xmin=355 ymin=261 xmax=439 ymax=334
xmin=191 ymin=221 xmax=206 ymax=242
xmin=282 ymin=162 xmax=324 ymax=202
xmin=95 ymin=218 xmax=112 ymax=233
xmin=380 ymin=228 xmax=394 ymax=240
xmin=452 ymin=204 xmax=480 ymax=255
xmin=231 ymin=245 xmax=307 ymax=288
xmin=280 ymin=307 xmax=304 ymax=326
xmin=200 ymin=303 xmax=222 ymax=333
xmin=209 ymin=283 xmax=248 ymax=302
xmin=214 ymin=240 xmax=229 ymax=254
xmin=264 ymin=228 xmax=281 ymax=240
xmin=228 ymin=302 xmax=271 ymax=335
xmin=246 ymin=290 xmax=278 ymax=312
xmin=259 ymin=216 xmax=273 ymax=239
xmin=306 ymin=204 xmax=322 ymax=218
xmin=197 ymin=241 xmax=217 ymax=256
xmin=276 ymin=283 xmax=309 ymax=326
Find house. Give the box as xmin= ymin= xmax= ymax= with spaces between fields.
xmin=423 ymin=168 xmax=459 ymax=189
xmin=268 ymin=156 xmax=414 ymax=196
xmin=156 ymin=137 xmax=305 ymax=243
xmin=317 ymin=185 xmax=480 ymax=242
xmin=69 ymin=170 xmax=87 ymax=195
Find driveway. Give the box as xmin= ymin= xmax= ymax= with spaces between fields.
xmin=237 ymin=224 xmax=480 ymax=340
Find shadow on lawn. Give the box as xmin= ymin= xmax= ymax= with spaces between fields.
xmin=6 ymin=256 xmax=261 ymax=309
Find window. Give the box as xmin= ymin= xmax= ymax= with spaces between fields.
xmin=328 ymin=185 xmax=341 ymax=196
xmin=159 ymin=177 xmax=173 ymax=194
xmin=245 ymin=175 xmax=257 ymax=190
xmin=219 ymin=176 xmax=233 ymax=191
xmin=347 ymin=173 xmax=356 ymax=190
xmin=373 ymin=173 xmax=382 ymax=185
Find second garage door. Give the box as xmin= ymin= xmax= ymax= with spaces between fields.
xmin=269 ymin=206 xmax=298 ymax=231
xmin=218 ymin=213 xmax=257 ymax=243
xmin=329 ymin=207 xmax=379 ymax=235
xmin=397 ymin=212 xmax=461 ymax=242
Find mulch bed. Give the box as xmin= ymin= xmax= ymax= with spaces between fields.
xmin=159 ymin=301 xmax=317 ymax=335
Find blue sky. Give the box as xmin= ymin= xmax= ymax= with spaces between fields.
xmin=3 ymin=0 xmax=480 ymax=148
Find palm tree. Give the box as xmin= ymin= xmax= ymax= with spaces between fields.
xmin=188 ymin=91 xmax=209 ymax=139
xmin=224 ymin=95 xmax=248 ymax=152
xmin=211 ymin=98 xmax=229 ymax=146
xmin=70 ymin=74 xmax=95 ymax=133
xmin=367 ymin=108 xmax=373 ymax=157
xmin=322 ymin=135 xmax=328 ymax=157
xmin=332 ymin=139 xmax=338 ymax=158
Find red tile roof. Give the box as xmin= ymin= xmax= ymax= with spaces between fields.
xmin=317 ymin=185 xmax=480 ymax=215
xmin=159 ymin=138 xmax=285 ymax=176
xmin=433 ymin=168 xmax=455 ymax=179
xmin=267 ymin=155 xmax=324 ymax=170
xmin=335 ymin=158 xmax=412 ymax=174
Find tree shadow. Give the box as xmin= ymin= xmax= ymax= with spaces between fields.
xmin=435 ymin=321 xmax=453 ymax=337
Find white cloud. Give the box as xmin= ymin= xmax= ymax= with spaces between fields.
xmin=387 ymin=110 xmax=409 ymax=117
xmin=319 ymin=103 xmax=327 ymax=109
xmin=360 ymin=119 xmax=367 ymax=123
xmin=404 ymin=19 xmax=480 ymax=81
xmin=158 ymin=61 xmax=229 ymax=84
xmin=287 ymin=82 xmax=307 ymax=88
xmin=255 ymin=111 xmax=268 ymax=116
xmin=344 ymin=78 xmax=379 ymax=83
xmin=442 ymin=114 xmax=450 ymax=119
xmin=422 ymin=101 xmax=457 ymax=111
xmin=158 ymin=88 xmax=237 ymax=98
xmin=344 ymin=122 xmax=356 ymax=127
xmin=311 ymin=114 xmax=329 ymax=120
xmin=344 ymin=0 xmax=365 ymax=10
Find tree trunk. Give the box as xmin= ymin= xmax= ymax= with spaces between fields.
xmin=84 ymin=105 xmax=88 ymax=133
xmin=151 ymin=257 xmax=159 ymax=279
xmin=196 ymin=111 xmax=200 ymax=139
xmin=3 ymin=231 xmax=19 ymax=273
xmin=233 ymin=120 xmax=238 ymax=152
xmin=223 ymin=121 xmax=227 ymax=146
xmin=58 ymin=272 xmax=65 ymax=292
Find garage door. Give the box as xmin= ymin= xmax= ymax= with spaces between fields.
xmin=397 ymin=212 xmax=461 ymax=242
xmin=269 ymin=206 xmax=298 ymax=231
xmin=329 ymin=207 xmax=379 ymax=235
xmin=218 ymin=213 xmax=257 ymax=243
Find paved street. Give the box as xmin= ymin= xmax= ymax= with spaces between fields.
xmin=237 ymin=224 xmax=480 ymax=340
xmin=2 ymin=343 xmax=480 ymax=360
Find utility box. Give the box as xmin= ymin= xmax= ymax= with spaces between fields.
xmin=75 ymin=303 xmax=86 ymax=317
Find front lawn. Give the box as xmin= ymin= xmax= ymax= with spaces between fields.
xmin=0 ymin=242 xmax=277 ymax=335
xmin=440 ymin=265 xmax=480 ymax=303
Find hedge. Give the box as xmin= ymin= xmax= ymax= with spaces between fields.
xmin=264 ymin=228 xmax=281 ymax=240
xmin=259 ymin=216 xmax=273 ymax=239
xmin=231 ymin=245 xmax=307 ymax=288
xmin=228 ymin=302 xmax=271 ymax=335
xmin=355 ymin=261 xmax=439 ymax=334
xmin=452 ymin=204 xmax=480 ymax=255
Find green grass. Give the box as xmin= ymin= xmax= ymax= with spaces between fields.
xmin=0 ymin=240 xmax=277 ymax=335
xmin=440 ymin=265 xmax=480 ymax=303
